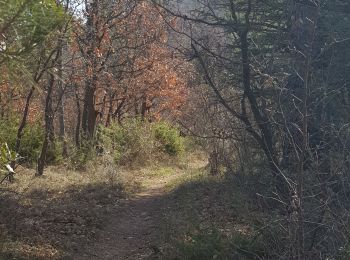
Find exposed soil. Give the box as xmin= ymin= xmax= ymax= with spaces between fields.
xmin=73 ymin=184 xmax=166 ymax=259
xmin=73 ymin=160 xmax=206 ymax=260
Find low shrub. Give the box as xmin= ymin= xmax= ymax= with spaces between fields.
xmin=46 ymin=139 xmax=65 ymax=164
xmin=98 ymin=119 xmax=185 ymax=166
xmin=68 ymin=141 xmax=96 ymax=170
xmin=152 ymin=121 xmax=184 ymax=156
xmin=98 ymin=119 xmax=155 ymax=165
xmin=0 ymin=116 xmax=44 ymax=164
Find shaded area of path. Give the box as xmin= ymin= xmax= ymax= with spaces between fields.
xmin=74 ymin=189 xmax=165 ymax=259
xmin=73 ymin=159 xmax=206 ymax=260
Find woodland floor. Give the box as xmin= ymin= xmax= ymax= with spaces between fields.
xmin=72 ymin=161 xmax=202 ymax=260
xmin=0 ymin=155 xmax=215 ymax=260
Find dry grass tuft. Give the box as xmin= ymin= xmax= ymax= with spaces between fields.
xmin=0 ymin=151 xmax=208 ymax=259
xmin=0 ymin=156 xmax=138 ymax=259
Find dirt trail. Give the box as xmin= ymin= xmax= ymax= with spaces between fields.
xmin=73 ymin=159 xmax=206 ymax=260
xmin=74 ymin=187 xmax=165 ymax=259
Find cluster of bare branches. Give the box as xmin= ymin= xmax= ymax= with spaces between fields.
xmin=156 ymin=0 xmax=350 ymax=258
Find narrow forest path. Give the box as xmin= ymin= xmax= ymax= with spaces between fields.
xmin=73 ymin=158 xmax=207 ymax=260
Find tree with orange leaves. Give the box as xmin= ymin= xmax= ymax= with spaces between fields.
xmin=72 ymin=0 xmax=192 ymax=138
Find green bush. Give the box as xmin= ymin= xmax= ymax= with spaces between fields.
xmin=98 ymin=119 xmax=185 ymax=166
xmin=20 ymin=122 xmax=44 ymax=163
xmin=98 ymin=118 xmax=155 ymax=165
xmin=68 ymin=140 xmax=96 ymax=170
xmin=0 ymin=116 xmax=44 ymax=164
xmin=45 ymin=139 xmax=65 ymax=164
xmin=152 ymin=121 xmax=184 ymax=156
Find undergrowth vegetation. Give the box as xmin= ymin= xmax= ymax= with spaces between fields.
xmin=0 ymin=117 xmax=44 ymax=164
xmin=1 ymin=117 xmax=287 ymax=259
xmin=160 ymin=167 xmax=276 ymax=260
xmin=98 ymin=119 xmax=185 ymax=166
xmin=0 ymin=159 xmax=129 ymax=259
xmin=0 ymin=118 xmax=190 ymax=258
xmin=0 ymin=117 xmax=186 ymax=171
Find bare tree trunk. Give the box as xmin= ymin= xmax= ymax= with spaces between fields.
xmin=141 ymin=95 xmax=147 ymax=120
xmin=105 ymin=92 xmax=115 ymax=127
xmin=82 ymin=82 xmax=97 ymax=139
xmin=81 ymin=0 xmax=99 ymax=140
xmin=75 ymin=88 xmax=81 ymax=148
xmin=209 ymin=144 xmax=219 ymax=175
xmin=57 ymin=43 xmax=68 ymax=157
xmin=58 ymin=85 xmax=67 ymax=156
xmin=113 ymin=98 xmax=125 ymax=124
xmin=10 ymin=47 xmax=60 ymax=173
xmin=8 ymin=85 xmax=34 ymax=181
xmin=37 ymin=73 xmax=55 ymax=176
xmin=289 ymin=2 xmax=319 ymax=258
xmin=98 ymin=91 xmax=107 ymax=125
xmin=14 ymin=86 xmax=34 ymax=154
xmin=10 ymin=86 xmax=35 ymax=174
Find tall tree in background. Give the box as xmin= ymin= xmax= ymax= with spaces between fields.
xmin=37 ymin=0 xmax=71 ymax=176
xmin=78 ymin=0 xmax=136 ymax=139
xmin=156 ymin=0 xmax=291 ymax=191
xmin=75 ymin=0 xmax=190 ymax=139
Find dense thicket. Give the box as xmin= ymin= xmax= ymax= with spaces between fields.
xmin=160 ymin=0 xmax=350 ymax=258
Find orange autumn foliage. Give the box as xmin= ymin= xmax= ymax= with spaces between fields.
xmin=71 ymin=0 xmax=193 ymax=124
xmin=0 ymin=0 xmax=194 ymax=135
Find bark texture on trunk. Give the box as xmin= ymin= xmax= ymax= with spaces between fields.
xmin=37 ymin=74 xmax=55 ymax=176
xmin=75 ymin=88 xmax=81 ymax=147
xmin=81 ymin=0 xmax=99 ymax=140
